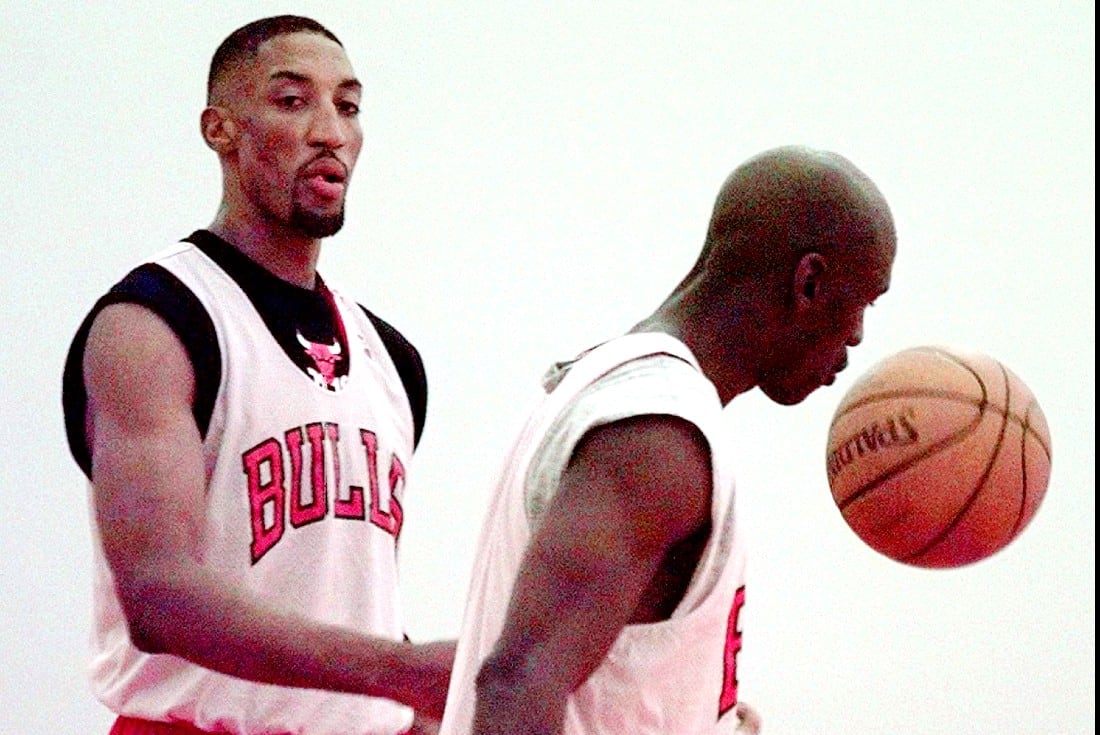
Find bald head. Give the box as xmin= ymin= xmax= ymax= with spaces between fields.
xmin=694 ymin=146 xmax=895 ymax=292
xmin=643 ymin=147 xmax=897 ymax=406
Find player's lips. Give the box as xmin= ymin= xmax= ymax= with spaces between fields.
xmin=300 ymin=158 xmax=348 ymax=200
xmin=825 ymin=360 xmax=847 ymax=385
xmin=301 ymin=156 xmax=348 ymax=182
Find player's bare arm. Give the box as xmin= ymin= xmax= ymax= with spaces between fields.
xmin=471 ymin=414 xmax=713 ymax=735
xmin=84 ymin=302 xmax=452 ymax=717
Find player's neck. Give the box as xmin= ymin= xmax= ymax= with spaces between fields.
xmin=637 ymin=296 xmax=757 ymax=405
xmin=209 ymin=208 xmax=321 ymax=290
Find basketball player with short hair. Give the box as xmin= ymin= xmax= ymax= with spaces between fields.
xmin=438 ymin=146 xmax=897 ymax=734
xmin=62 ymin=16 xmax=452 ymax=735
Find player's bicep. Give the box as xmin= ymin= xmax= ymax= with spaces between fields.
xmin=487 ymin=414 xmax=713 ymax=694
xmin=84 ymin=303 xmax=207 ymax=583
xmin=560 ymin=414 xmax=714 ymax=563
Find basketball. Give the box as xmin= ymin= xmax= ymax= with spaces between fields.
xmin=825 ymin=346 xmax=1052 ymax=568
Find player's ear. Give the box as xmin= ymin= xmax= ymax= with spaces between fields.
xmin=792 ymin=252 xmax=826 ymax=309
xmin=201 ymin=106 xmax=238 ymax=153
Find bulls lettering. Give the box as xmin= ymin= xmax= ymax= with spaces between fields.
xmin=242 ymin=423 xmax=404 ymax=563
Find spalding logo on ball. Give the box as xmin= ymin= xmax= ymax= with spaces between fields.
xmin=825 ymin=346 xmax=1052 ymax=568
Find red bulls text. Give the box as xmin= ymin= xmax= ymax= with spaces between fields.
xmin=242 ymin=424 xmax=404 ymax=563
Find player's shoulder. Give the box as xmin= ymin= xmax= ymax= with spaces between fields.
xmin=588 ymin=334 xmax=714 ymax=400
xmin=63 ymin=255 xmax=222 ymax=477
xmin=593 ymin=331 xmax=700 ymax=367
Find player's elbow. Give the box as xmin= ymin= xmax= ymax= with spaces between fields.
xmin=126 ymin=619 xmax=168 ymax=654
xmin=475 ymin=650 xmax=527 ymax=701
xmin=119 ymin=595 xmax=172 ymax=654
xmin=476 ymin=647 xmax=561 ymax=701
xmin=115 ymin=574 xmax=186 ymax=654
xmin=475 ymin=650 xmax=566 ymax=730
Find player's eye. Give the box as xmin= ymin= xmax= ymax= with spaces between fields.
xmin=276 ymin=95 xmax=304 ymax=109
xmin=338 ymin=100 xmax=360 ymax=117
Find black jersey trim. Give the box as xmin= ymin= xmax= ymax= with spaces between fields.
xmin=360 ymin=306 xmax=428 ymax=448
xmin=182 ymin=232 xmax=426 ymax=444
xmin=61 ymin=264 xmax=221 ymax=479
xmin=184 ymin=231 xmax=427 ymax=447
xmin=63 ymin=235 xmax=429 ymax=481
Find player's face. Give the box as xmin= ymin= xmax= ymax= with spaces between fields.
xmin=759 ymin=257 xmax=893 ymax=406
xmin=228 ymin=32 xmax=363 ymax=238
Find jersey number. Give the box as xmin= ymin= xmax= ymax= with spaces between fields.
xmin=718 ymin=585 xmax=746 ymax=718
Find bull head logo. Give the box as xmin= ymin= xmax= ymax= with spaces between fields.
xmin=296 ymin=331 xmax=344 ymax=389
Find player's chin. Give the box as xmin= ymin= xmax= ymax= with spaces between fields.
xmin=760 ymin=381 xmax=811 ymax=406
xmin=289 ymin=205 xmax=346 ymax=239
xmin=765 ymin=369 xmax=837 ymax=404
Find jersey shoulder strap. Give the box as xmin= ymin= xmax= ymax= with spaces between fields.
xmin=358 ymin=305 xmax=428 ymax=448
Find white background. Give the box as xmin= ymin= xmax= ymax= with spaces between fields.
xmin=0 ymin=2 xmax=1093 ymax=733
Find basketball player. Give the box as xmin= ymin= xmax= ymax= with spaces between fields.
xmin=61 ymin=16 xmax=452 ymax=735
xmin=438 ymin=146 xmax=897 ymax=734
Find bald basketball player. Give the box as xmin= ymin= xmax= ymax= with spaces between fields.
xmin=438 ymin=146 xmax=897 ymax=735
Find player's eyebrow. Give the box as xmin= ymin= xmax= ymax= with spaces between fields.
xmin=269 ymin=70 xmax=362 ymax=94
xmin=338 ymin=78 xmax=363 ymax=94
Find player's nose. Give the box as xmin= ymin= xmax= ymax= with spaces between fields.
xmin=307 ymin=102 xmax=349 ymax=149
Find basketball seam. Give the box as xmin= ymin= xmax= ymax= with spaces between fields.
xmin=831 ymin=347 xmax=1051 ymax=454
xmin=1013 ymin=401 xmax=1045 ymax=539
xmin=905 ymin=359 xmax=1014 ymax=563
xmin=835 ymin=351 xmax=991 ymax=511
xmin=831 ymin=391 xmax=1048 ymax=451
xmin=836 ymin=405 xmax=985 ymax=511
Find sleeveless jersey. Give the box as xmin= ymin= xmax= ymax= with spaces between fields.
xmin=85 ymin=242 xmax=415 ymax=735
xmin=439 ymin=333 xmax=749 ymax=735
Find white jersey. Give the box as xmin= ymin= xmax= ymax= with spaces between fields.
xmin=86 ymin=242 xmax=415 ymax=735
xmin=439 ymin=333 xmax=750 ymax=735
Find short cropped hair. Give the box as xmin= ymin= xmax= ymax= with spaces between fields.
xmin=208 ymin=15 xmax=343 ymax=103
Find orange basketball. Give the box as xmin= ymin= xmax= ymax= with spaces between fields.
xmin=825 ymin=346 xmax=1052 ymax=568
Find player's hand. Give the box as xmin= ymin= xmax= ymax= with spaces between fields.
xmin=735 ymin=700 xmax=762 ymax=734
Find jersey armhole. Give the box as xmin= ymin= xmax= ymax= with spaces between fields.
xmin=61 ymin=264 xmax=221 ymax=478
xmin=358 ymin=306 xmax=428 ymax=449
xmin=524 ymin=353 xmax=710 ymax=523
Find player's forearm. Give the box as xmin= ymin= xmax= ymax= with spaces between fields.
xmin=118 ymin=563 xmax=445 ymax=708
